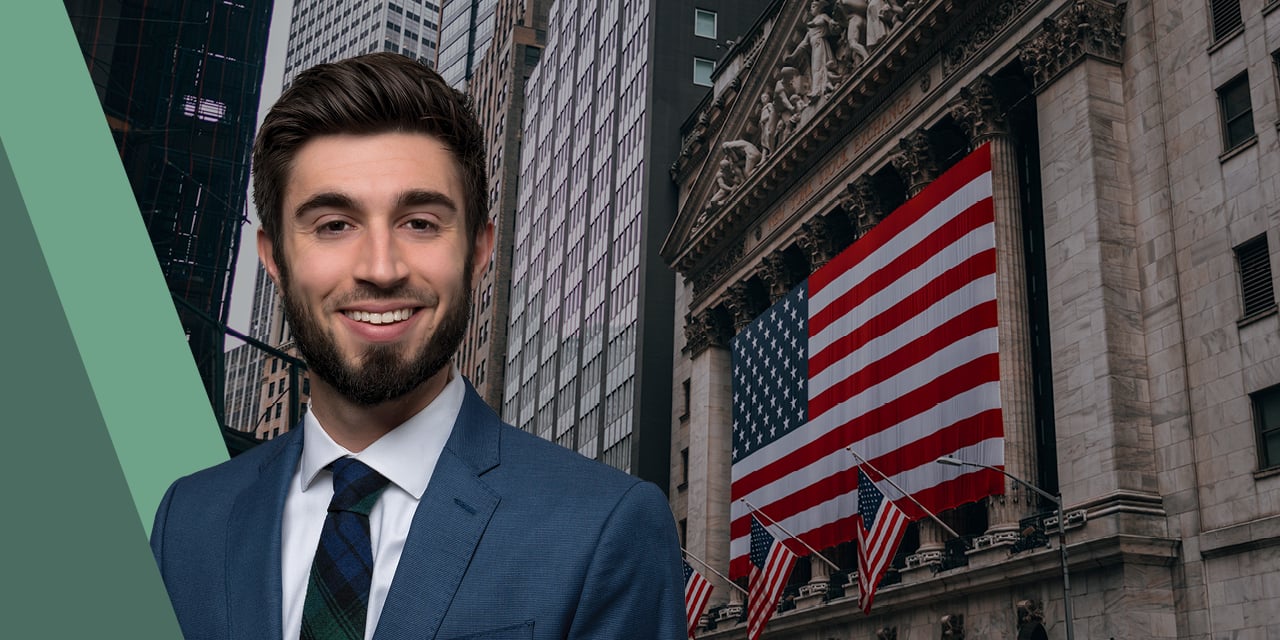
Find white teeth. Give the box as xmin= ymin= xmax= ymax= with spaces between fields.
xmin=345 ymin=308 xmax=414 ymax=325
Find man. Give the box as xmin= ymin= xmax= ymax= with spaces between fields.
xmin=150 ymin=53 xmax=687 ymax=640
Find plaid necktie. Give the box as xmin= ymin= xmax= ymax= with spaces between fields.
xmin=300 ymin=458 xmax=391 ymax=640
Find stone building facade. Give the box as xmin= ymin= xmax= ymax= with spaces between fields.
xmin=663 ymin=0 xmax=1280 ymax=638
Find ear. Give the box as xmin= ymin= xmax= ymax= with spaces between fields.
xmin=471 ymin=220 xmax=495 ymax=285
xmin=257 ymin=227 xmax=283 ymax=286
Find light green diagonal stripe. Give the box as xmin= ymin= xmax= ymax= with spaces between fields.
xmin=0 ymin=5 xmax=228 ymax=532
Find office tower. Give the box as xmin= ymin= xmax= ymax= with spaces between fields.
xmin=665 ymin=0 xmax=1280 ymax=637
xmin=282 ymin=0 xmax=442 ymax=83
xmin=66 ymin=0 xmax=274 ymax=429
xmin=436 ymin=0 xmax=498 ymax=88
xmin=456 ymin=0 xmax=549 ymax=411
xmin=501 ymin=0 xmax=767 ymax=490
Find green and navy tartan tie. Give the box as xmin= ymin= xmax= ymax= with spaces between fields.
xmin=300 ymin=458 xmax=390 ymax=640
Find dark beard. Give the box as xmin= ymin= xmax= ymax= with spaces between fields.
xmin=279 ymin=262 xmax=473 ymax=407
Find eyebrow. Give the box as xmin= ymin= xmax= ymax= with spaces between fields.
xmin=397 ymin=189 xmax=458 ymax=213
xmin=292 ymin=189 xmax=459 ymax=219
xmin=293 ymin=192 xmax=357 ymax=219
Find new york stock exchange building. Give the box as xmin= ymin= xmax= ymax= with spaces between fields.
xmin=661 ymin=0 xmax=1280 ymax=638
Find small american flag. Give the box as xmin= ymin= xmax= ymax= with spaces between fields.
xmin=729 ymin=145 xmax=1004 ymax=578
xmin=856 ymin=467 xmax=909 ymax=613
xmin=682 ymin=559 xmax=714 ymax=638
xmin=746 ymin=516 xmax=797 ymax=640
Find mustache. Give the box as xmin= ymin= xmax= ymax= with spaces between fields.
xmin=328 ymin=284 xmax=440 ymax=309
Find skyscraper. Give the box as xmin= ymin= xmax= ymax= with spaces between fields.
xmin=501 ymin=0 xmax=767 ymax=489
xmin=66 ymin=0 xmax=274 ymax=430
xmin=282 ymin=0 xmax=442 ymax=82
xmin=436 ymin=0 xmax=498 ymax=88
xmin=455 ymin=0 xmax=549 ymax=412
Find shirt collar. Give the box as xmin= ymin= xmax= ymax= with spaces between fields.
xmin=299 ymin=368 xmax=465 ymax=500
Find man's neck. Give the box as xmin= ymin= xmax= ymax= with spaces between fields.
xmin=307 ymin=366 xmax=453 ymax=452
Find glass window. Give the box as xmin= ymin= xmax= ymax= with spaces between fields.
xmin=1253 ymin=385 xmax=1280 ymax=470
xmin=694 ymin=8 xmax=716 ymax=39
xmin=1218 ymin=73 xmax=1254 ymax=152
xmin=693 ymin=57 xmax=714 ymax=87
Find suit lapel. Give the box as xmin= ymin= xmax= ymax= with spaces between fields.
xmin=226 ymin=428 xmax=302 ymax=640
xmin=373 ymin=384 xmax=502 ymax=640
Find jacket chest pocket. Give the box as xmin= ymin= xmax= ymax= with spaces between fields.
xmin=442 ymin=620 xmax=533 ymax=640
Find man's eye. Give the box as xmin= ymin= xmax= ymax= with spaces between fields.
xmin=406 ymin=219 xmax=437 ymax=232
xmin=318 ymin=220 xmax=351 ymax=234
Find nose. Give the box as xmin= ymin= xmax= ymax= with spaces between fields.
xmin=352 ymin=224 xmax=410 ymax=289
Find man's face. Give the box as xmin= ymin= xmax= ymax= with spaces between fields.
xmin=259 ymin=132 xmax=493 ymax=406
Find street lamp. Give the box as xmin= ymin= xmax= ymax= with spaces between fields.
xmin=936 ymin=456 xmax=1075 ymax=640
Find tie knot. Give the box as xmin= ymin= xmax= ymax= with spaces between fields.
xmin=327 ymin=458 xmax=390 ymax=515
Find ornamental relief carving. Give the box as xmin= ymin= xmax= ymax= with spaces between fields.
xmin=684 ymin=307 xmax=733 ymax=356
xmin=691 ymin=239 xmax=745 ymax=297
xmin=941 ymin=0 xmax=1037 ymax=77
xmin=694 ymin=0 xmax=918 ymax=231
xmin=1018 ymin=0 xmax=1127 ymax=91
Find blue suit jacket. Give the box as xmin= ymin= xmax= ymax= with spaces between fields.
xmin=151 ymin=384 xmax=687 ymax=640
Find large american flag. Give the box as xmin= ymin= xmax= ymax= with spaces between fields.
xmin=729 ymin=144 xmax=1005 ymax=579
xmin=746 ymin=516 xmax=797 ymax=640
xmin=856 ymin=467 xmax=909 ymax=613
xmin=682 ymin=559 xmax=713 ymax=638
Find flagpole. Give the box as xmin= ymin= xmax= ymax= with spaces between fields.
xmin=682 ymin=548 xmax=749 ymax=595
xmin=845 ymin=446 xmax=962 ymax=539
xmin=739 ymin=499 xmax=841 ymax=572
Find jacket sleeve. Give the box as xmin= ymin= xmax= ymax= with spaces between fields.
xmin=567 ymin=481 xmax=687 ymax=640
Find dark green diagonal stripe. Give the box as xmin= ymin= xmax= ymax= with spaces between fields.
xmin=0 ymin=140 xmax=183 ymax=636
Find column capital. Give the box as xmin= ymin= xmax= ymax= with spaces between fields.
xmin=1018 ymin=0 xmax=1128 ymax=92
xmin=796 ymin=215 xmax=838 ymax=271
xmin=949 ymin=75 xmax=1010 ymax=144
xmin=840 ymin=175 xmax=886 ymax=238
xmin=757 ymin=251 xmax=799 ymax=303
xmin=891 ymin=130 xmax=940 ymax=197
xmin=684 ymin=307 xmax=732 ymax=356
xmin=724 ymin=281 xmax=765 ymax=334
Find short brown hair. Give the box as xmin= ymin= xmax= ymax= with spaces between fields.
xmin=252 ymin=53 xmax=488 ymax=267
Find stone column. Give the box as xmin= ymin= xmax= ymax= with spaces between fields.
xmin=892 ymin=129 xmax=947 ymax=555
xmin=891 ymin=130 xmax=940 ymax=198
xmin=949 ymin=74 xmax=1038 ymax=536
xmin=1017 ymin=0 xmax=1162 ymax=511
xmin=1019 ymin=4 xmax=1177 ymax=637
xmin=684 ymin=307 xmax=735 ymax=604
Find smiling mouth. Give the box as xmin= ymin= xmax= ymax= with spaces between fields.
xmin=342 ymin=308 xmax=418 ymax=325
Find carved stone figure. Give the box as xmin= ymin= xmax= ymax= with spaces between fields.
xmin=758 ymin=90 xmax=779 ymax=157
xmin=789 ymin=1 xmax=841 ymax=98
xmin=773 ymin=67 xmax=808 ymax=140
xmin=866 ymin=0 xmax=904 ymax=48
xmin=877 ymin=627 xmax=898 ymax=640
xmin=940 ymin=613 xmax=965 ymax=640
xmin=722 ymin=139 xmax=763 ymax=175
xmin=837 ymin=0 xmax=869 ymax=67
xmin=708 ymin=157 xmax=743 ymax=209
xmin=1016 ymin=599 xmax=1048 ymax=640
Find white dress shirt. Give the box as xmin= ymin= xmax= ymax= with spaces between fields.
xmin=280 ymin=370 xmax=464 ymax=640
